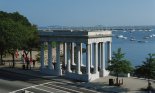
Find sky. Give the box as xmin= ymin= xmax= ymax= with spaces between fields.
xmin=0 ymin=0 xmax=155 ymax=27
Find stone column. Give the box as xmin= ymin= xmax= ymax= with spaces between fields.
xmin=80 ymin=43 xmax=83 ymax=66
xmin=90 ymin=43 xmax=93 ymax=67
xmin=40 ymin=42 xmax=45 ymax=69
xmin=71 ymin=42 xmax=75 ymax=65
xmin=56 ymin=42 xmax=62 ymax=75
xmin=63 ymin=42 xmax=67 ymax=67
xmin=48 ymin=42 xmax=53 ymax=69
xmin=86 ymin=44 xmax=90 ymax=75
xmin=77 ymin=43 xmax=82 ymax=74
xmin=67 ymin=43 xmax=72 ymax=72
xmin=100 ymin=42 xmax=105 ymax=77
xmin=94 ymin=43 xmax=98 ymax=73
xmin=98 ymin=43 xmax=101 ymax=70
xmin=107 ymin=42 xmax=112 ymax=62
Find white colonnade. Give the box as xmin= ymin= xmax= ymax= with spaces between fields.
xmin=40 ymin=41 xmax=112 ymax=81
xmin=39 ymin=30 xmax=112 ymax=82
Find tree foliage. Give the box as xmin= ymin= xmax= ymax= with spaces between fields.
xmin=0 ymin=11 xmax=38 ymax=67
xmin=134 ymin=54 xmax=155 ymax=90
xmin=134 ymin=54 xmax=155 ymax=79
xmin=107 ymin=48 xmax=133 ymax=85
xmin=107 ymin=48 xmax=133 ymax=74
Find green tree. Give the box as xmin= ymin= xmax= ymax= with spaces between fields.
xmin=22 ymin=25 xmax=39 ymax=60
xmin=0 ymin=20 xmax=9 ymax=64
xmin=107 ymin=48 xmax=133 ymax=86
xmin=0 ymin=11 xmax=38 ymax=67
xmin=134 ymin=54 xmax=155 ymax=90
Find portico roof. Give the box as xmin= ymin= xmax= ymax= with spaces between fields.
xmin=38 ymin=30 xmax=112 ymax=43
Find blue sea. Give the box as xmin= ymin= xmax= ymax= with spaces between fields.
xmin=112 ymin=29 xmax=155 ymax=66
xmin=82 ymin=29 xmax=155 ymax=67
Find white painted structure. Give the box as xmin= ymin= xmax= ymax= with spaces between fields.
xmin=39 ymin=30 xmax=112 ymax=82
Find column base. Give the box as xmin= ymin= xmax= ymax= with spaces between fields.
xmin=81 ymin=63 xmax=85 ymax=67
xmin=99 ymin=69 xmax=110 ymax=77
xmin=66 ymin=70 xmax=72 ymax=73
xmin=65 ymin=73 xmax=88 ymax=82
xmin=93 ymin=71 xmax=99 ymax=74
xmin=90 ymin=65 xmax=94 ymax=68
xmin=40 ymin=67 xmax=62 ymax=76
xmin=40 ymin=66 xmax=46 ymax=70
xmin=64 ymin=72 xmax=100 ymax=82
xmin=72 ymin=63 xmax=76 ymax=66
xmin=77 ymin=71 xmax=82 ymax=74
xmin=48 ymin=66 xmax=54 ymax=70
xmin=57 ymin=69 xmax=62 ymax=76
xmin=89 ymin=72 xmax=99 ymax=81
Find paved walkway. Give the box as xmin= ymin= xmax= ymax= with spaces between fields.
xmin=92 ymin=76 xmax=155 ymax=93
xmin=0 ymin=62 xmax=155 ymax=93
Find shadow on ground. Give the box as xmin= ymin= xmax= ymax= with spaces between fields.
xmin=81 ymin=82 xmax=129 ymax=93
xmin=0 ymin=66 xmax=59 ymax=82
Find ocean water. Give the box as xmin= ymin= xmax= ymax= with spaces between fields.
xmin=112 ymin=29 xmax=155 ymax=66
xmin=82 ymin=29 xmax=155 ymax=67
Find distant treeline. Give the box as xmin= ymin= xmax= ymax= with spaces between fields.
xmin=39 ymin=25 xmax=155 ymax=31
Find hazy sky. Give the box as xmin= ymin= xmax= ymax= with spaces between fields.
xmin=0 ymin=0 xmax=155 ymax=26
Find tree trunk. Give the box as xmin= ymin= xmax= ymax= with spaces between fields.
xmin=24 ymin=50 xmax=29 ymax=58
xmin=116 ymin=73 xmax=119 ymax=86
xmin=12 ymin=53 xmax=15 ymax=68
xmin=147 ymin=62 xmax=151 ymax=90
xmin=0 ymin=49 xmax=4 ymax=65
xmin=30 ymin=49 xmax=32 ymax=59
xmin=0 ymin=52 xmax=3 ymax=65
xmin=147 ymin=72 xmax=151 ymax=90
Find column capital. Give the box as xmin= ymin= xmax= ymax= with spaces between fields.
xmin=108 ymin=41 xmax=112 ymax=43
xmin=86 ymin=43 xmax=91 ymax=46
xmin=101 ymin=42 xmax=106 ymax=44
xmin=94 ymin=42 xmax=99 ymax=45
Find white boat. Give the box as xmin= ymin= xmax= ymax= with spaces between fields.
xmin=151 ymin=34 xmax=155 ymax=37
xmin=137 ymin=40 xmax=148 ymax=43
xmin=122 ymin=37 xmax=127 ymax=39
xmin=130 ymin=38 xmax=136 ymax=41
xmin=117 ymin=35 xmax=124 ymax=38
xmin=143 ymin=36 xmax=150 ymax=39
xmin=148 ymin=29 xmax=152 ymax=32
xmin=130 ymin=29 xmax=135 ymax=32
xmin=117 ymin=35 xmax=127 ymax=39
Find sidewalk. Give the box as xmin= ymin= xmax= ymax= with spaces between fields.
xmin=0 ymin=62 xmax=155 ymax=93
